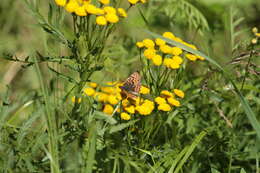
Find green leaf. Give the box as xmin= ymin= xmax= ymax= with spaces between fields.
xmin=109 ymin=119 xmax=139 ymax=134
xmin=94 ymin=111 xmax=117 ymax=125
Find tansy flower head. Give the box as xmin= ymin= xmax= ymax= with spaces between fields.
xmin=71 ymin=96 xmax=82 ymax=103
xmin=124 ymin=105 xmax=135 ymax=114
xmin=162 ymin=32 xmax=175 ymax=40
xmin=55 ymin=0 xmax=67 ymax=6
xmin=185 ymin=53 xmax=197 ymax=61
xmin=105 ymin=13 xmax=119 ymax=23
xmin=120 ymin=112 xmax=131 ymax=120
xmin=167 ymin=97 xmax=180 ymax=107
xmin=65 ymin=0 xmax=79 ymax=13
xmin=117 ymin=8 xmax=127 ymax=18
xmin=108 ymin=95 xmax=119 ymax=105
xmin=128 ymin=0 xmax=139 ymax=5
xmin=160 ymin=45 xmax=172 ymax=54
xmin=143 ymin=39 xmax=155 ymax=48
xmin=103 ymin=6 xmax=116 ymax=14
xmin=172 ymin=56 xmax=183 ymax=64
xmin=75 ymin=6 xmax=87 ymax=16
xmin=96 ymin=16 xmax=107 ymax=25
xmin=173 ymin=89 xmax=184 ymax=98
xmin=144 ymin=48 xmax=156 ymax=59
xmin=252 ymin=27 xmax=258 ymax=33
xmin=158 ymin=103 xmax=171 ymax=111
xmin=152 ymin=54 xmax=162 ymax=66
xmin=84 ymin=88 xmax=95 ymax=96
xmin=155 ymin=38 xmax=166 ymax=46
xmin=136 ymin=41 xmax=144 ymax=48
xmin=155 ymin=97 xmax=166 ymax=104
xmin=171 ymin=47 xmax=183 ymax=56
xmin=99 ymin=0 xmax=109 ymax=5
xmin=103 ymin=104 xmax=114 ymax=115
xmin=89 ymin=82 xmax=97 ymax=88
xmin=140 ymin=86 xmax=150 ymax=94
xmin=163 ymin=58 xmax=174 ymax=68
xmin=160 ymin=90 xmax=173 ymax=98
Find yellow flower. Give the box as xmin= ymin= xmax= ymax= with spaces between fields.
xmin=251 ymin=38 xmax=258 ymax=44
xmin=65 ymin=0 xmax=79 ymax=13
xmin=196 ymin=55 xmax=205 ymax=60
xmin=171 ymin=47 xmax=182 ymax=56
xmin=55 ymin=0 xmax=67 ymax=6
xmin=105 ymin=13 xmax=119 ymax=23
xmin=160 ymin=90 xmax=173 ymax=98
xmin=140 ymin=86 xmax=150 ymax=94
xmin=71 ymin=96 xmax=82 ymax=103
xmin=167 ymin=97 xmax=180 ymax=107
xmin=140 ymin=0 xmax=147 ymax=3
xmin=99 ymin=0 xmax=109 ymax=5
xmin=170 ymin=61 xmax=180 ymax=69
xmin=128 ymin=0 xmax=139 ymax=5
xmin=136 ymin=104 xmax=153 ymax=115
xmin=187 ymin=44 xmax=197 ymax=50
xmin=136 ymin=41 xmax=144 ymax=48
xmin=155 ymin=97 xmax=166 ymax=104
xmin=75 ymin=6 xmax=87 ymax=16
xmin=160 ymin=45 xmax=172 ymax=54
xmin=120 ymin=112 xmax=131 ymax=120
xmin=95 ymin=92 xmax=108 ymax=102
xmin=252 ymin=27 xmax=258 ymax=33
xmin=143 ymin=39 xmax=155 ymax=48
xmin=101 ymin=86 xmax=114 ymax=94
xmin=155 ymin=38 xmax=166 ymax=46
xmin=185 ymin=53 xmax=197 ymax=61
xmin=143 ymin=48 xmax=156 ymax=59
xmin=152 ymin=54 xmax=162 ymax=66
xmin=124 ymin=105 xmax=135 ymax=114
xmin=255 ymin=33 xmax=260 ymax=37
xmin=173 ymin=89 xmax=184 ymax=98
xmin=95 ymin=8 xmax=105 ymax=15
xmin=96 ymin=16 xmax=107 ymax=25
xmin=84 ymin=88 xmax=95 ymax=96
xmin=172 ymin=55 xmax=183 ymax=64
xmin=84 ymin=4 xmax=98 ymax=14
xmin=122 ymin=99 xmax=130 ymax=107
xmin=162 ymin=32 xmax=175 ymax=40
xmin=103 ymin=6 xmax=116 ymax=14
xmin=163 ymin=58 xmax=174 ymax=68
xmin=103 ymin=104 xmax=114 ymax=115
xmin=158 ymin=103 xmax=171 ymax=111
xmin=117 ymin=8 xmax=127 ymax=18
xmin=89 ymin=82 xmax=97 ymax=88
xmin=108 ymin=95 xmax=119 ymax=105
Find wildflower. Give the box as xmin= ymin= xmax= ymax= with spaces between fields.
xmin=140 ymin=86 xmax=150 ymax=94
xmin=255 ymin=33 xmax=260 ymax=37
xmin=143 ymin=39 xmax=155 ymax=48
xmin=75 ymin=6 xmax=87 ymax=16
xmin=128 ymin=0 xmax=139 ymax=5
xmin=196 ymin=55 xmax=205 ymax=60
xmin=163 ymin=58 xmax=174 ymax=68
xmin=158 ymin=103 xmax=171 ymax=111
xmin=143 ymin=48 xmax=156 ymax=59
xmin=135 ymin=102 xmax=154 ymax=115
xmin=251 ymin=38 xmax=258 ymax=44
xmin=84 ymin=88 xmax=95 ymax=96
xmin=105 ymin=13 xmax=119 ymax=23
xmin=103 ymin=104 xmax=114 ymax=115
xmin=252 ymin=27 xmax=258 ymax=33
xmin=103 ymin=6 xmax=116 ymax=14
xmin=167 ymin=97 xmax=180 ymax=107
xmin=71 ymin=96 xmax=82 ymax=103
xmin=170 ymin=62 xmax=180 ymax=69
xmin=136 ymin=41 xmax=144 ymax=48
xmin=95 ymin=92 xmax=108 ymax=102
xmin=101 ymin=86 xmax=114 ymax=94
xmin=120 ymin=112 xmax=131 ymax=120
xmin=185 ymin=53 xmax=197 ymax=61
xmin=160 ymin=90 xmax=173 ymax=98
xmin=122 ymin=99 xmax=130 ymax=107
xmin=155 ymin=97 xmax=166 ymax=104
xmin=155 ymin=38 xmax=166 ymax=46
xmin=96 ymin=16 xmax=107 ymax=25
xmin=160 ymin=45 xmax=172 ymax=54
xmin=172 ymin=55 xmax=183 ymax=64
xmin=162 ymin=32 xmax=175 ymax=40
xmin=65 ymin=0 xmax=79 ymax=13
xmin=108 ymin=95 xmax=119 ymax=105
xmin=84 ymin=4 xmax=98 ymax=14
xmin=124 ymin=105 xmax=135 ymax=114
xmin=99 ymin=0 xmax=109 ymax=5
xmin=152 ymin=54 xmax=162 ymax=66
xmin=89 ymin=82 xmax=97 ymax=88
xmin=55 ymin=0 xmax=67 ymax=7
xmin=140 ymin=0 xmax=147 ymax=3
xmin=117 ymin=8 xmax=127 ymax=18
xmin=171 ymin=47 xmax=182 ymax=56
xmin=173 ymin=89 xmax=184 ymax=98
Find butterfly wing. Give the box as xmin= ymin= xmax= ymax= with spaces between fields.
xmin=120 ymin=72 xmax=141 ymax=99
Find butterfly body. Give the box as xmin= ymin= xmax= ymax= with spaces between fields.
xmin=120 ymin=72 xmax=141 ymax=99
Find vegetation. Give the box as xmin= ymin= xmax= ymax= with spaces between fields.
xmin=0 ymin=0 xmax=259 ymax=172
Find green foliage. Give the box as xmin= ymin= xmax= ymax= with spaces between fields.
xmin=0 ymin=0 xmax=259 ymax=173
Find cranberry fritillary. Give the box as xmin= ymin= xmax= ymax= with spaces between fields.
xmin=120 ymin=72 xmax=141 ymax=99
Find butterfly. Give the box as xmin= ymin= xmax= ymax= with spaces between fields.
xmin=120 ymin=72 xmax=141 ymax=100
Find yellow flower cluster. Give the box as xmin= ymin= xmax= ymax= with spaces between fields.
xmin=154 ymin=89 xmax=184 ymax=112
xmin=136 ymin=31 xmax=205 ymax=68
xmin=251 ymin=27 xmax=260 ymax=44
xmin=54 ymin=0 xmax=127 ymax=25
xmin=81 ymin=82 xmax=154 ymax=120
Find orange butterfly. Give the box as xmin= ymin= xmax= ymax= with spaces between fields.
xmin=120 ymin=72 xmax=141 ymax=100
